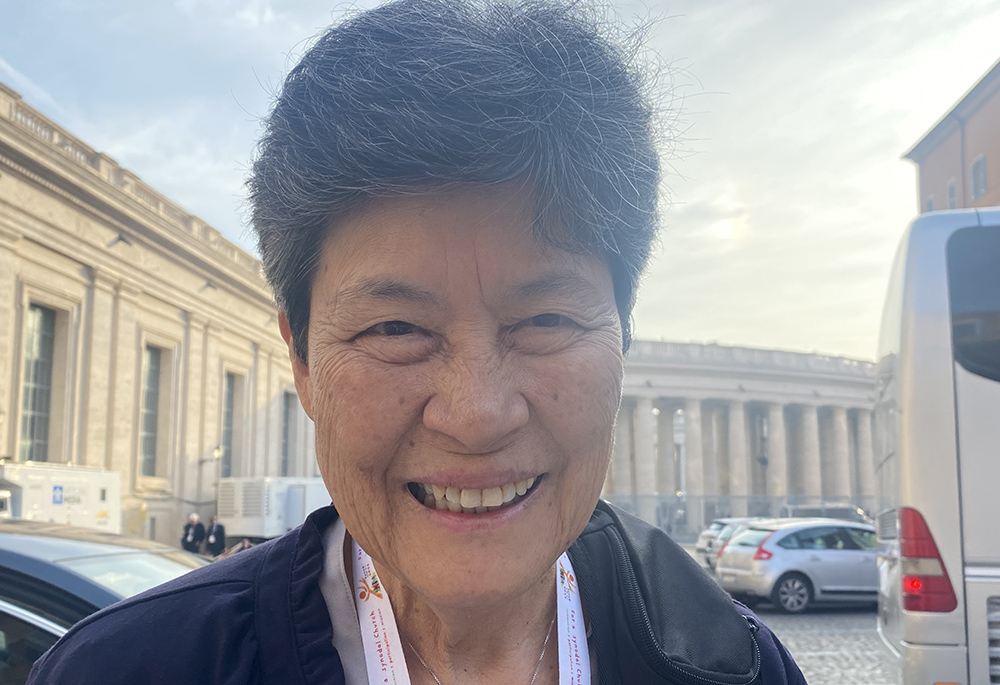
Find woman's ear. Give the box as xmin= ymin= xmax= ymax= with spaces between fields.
xmin=278 ymin=311 xmax=314 ymax=419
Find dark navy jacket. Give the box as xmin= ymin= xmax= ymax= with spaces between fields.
xmin=28 ymin=502 xmax=806 ymax=684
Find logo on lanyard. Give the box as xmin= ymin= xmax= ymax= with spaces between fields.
xmin=558 ymin=563 xmax=576 ymax=595
xmin=358 ymin=569 xmax=384 ymax=601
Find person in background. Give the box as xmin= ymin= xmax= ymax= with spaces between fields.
xmin=180 ymin=513 xmax=204 ymax=554
xmin=204 ymin=515 xmax=226 ymax=557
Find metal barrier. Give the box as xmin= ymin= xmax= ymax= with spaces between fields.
xmin=600 ymin=494 xmax=877 ymax=542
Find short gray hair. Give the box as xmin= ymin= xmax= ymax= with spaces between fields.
xmin=249 ymin=0 xmax=663 ymax=362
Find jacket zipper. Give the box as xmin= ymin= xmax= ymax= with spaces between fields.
xmin=605 ymin=524 xmax=762 ymax=685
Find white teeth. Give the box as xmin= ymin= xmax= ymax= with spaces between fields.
xmin=415 ymin=477 xmax=539 ymax=513
xmin=502 ymin=483 xmax=516 ymax=502
xmin=482 ymin=487 xmax=503 ymax=507
xmin=460 ymin=489 xmax=482 ymax=508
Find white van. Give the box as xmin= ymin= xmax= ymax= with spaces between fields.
xmin=874 ymin=208 xmax=1000 ymax=684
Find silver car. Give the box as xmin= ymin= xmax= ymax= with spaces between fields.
xmin=715 ymin=518 xmax=877 ymax=613
xmin=704 ymin=518 xmax=761 ymax=570
xmin=695 ymin=517 xmax=755 ymax=554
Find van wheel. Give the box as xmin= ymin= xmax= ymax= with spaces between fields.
xmin=772 ymin=573 xmax=812 ymax=613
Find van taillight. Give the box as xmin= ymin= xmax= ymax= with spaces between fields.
xmin=899 ymin=507 xmax=957 ymax=613
xmin=753 ymin=532 xmax=774 ymax=561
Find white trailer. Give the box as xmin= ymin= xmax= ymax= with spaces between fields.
xmin=217 ymin=477 xmax=330 ymax=540
xmin=0 ymin=461 xmax=121 ymax=534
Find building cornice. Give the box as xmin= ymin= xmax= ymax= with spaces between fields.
xmin=904 ymin=56 xmax=1000 ymax=163
xmin=627 ymin=341 xmax=875 ymax=379
xmin=0 ymin=81 xmax=268 ymax=300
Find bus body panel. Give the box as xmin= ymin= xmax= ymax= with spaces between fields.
xmin=876 ymin=210 xmax=992 ymax=678
xmin=900 ymin=643 xmax=968 ymax=685
xmin=964 ymin=576 xmax=1000 ymax=685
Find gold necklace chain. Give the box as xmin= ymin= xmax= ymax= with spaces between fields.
xmin=404 ymin=616 xmax=556 ymax=685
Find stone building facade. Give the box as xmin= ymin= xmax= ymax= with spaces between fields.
xmin=606 ymin=341 xmax=877 ymax=534
xmin=906 ymin=55 xmax=1000 ymax=213
xmin=0 ymin=82 xmax=316 ymax=545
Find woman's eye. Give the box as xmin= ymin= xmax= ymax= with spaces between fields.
xmin=529 ymin=313 xmax=563 ymax=327
xmin=374 ymin=321 xmax=416 ymax=336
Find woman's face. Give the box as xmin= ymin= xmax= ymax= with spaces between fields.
xmin=286 ymin=185 xmax=624 ymax=607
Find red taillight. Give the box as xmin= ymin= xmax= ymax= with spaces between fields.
xmin=899 ymin=507 xmax=957 ymax=613
xmin=717 ymin=542 xmax=727 ymax=558
xmin=753 ymin=532 xmax=774 ymax=561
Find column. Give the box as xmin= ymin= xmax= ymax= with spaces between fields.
xmin=656 ymin=404 xmax=676 ymax=497
xmin=799 ymin=405 xmax=822 ymax=496
xmin=80 ymin=270 xmax=117 ymax=468
xmin=683 ymin=399 xmax=705 ymax=532
xmin=634 ymin=397 xmax=657 ymax=524
xmin=856 ymin=409 xmax=876 ymax=499
xmin=830 ymin=406 xmax=851 ymax=497
xmin=766 ymin=403 xmax=788 ymax=498
xmin=0 ymin=227 xmax=17 ymax=458
xmin=182 ymin=313 xmax=208 ymax=509
xmin=728 ymin=401 xmax=749 ymax=515
xmin=110 ymin=282 xmax=142 ymax=536
xmin=612 ymin=403 xmax=634 ymax=495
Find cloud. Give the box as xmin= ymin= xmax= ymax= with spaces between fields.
xmin=0 ymin=55 xmax=61 ymax=114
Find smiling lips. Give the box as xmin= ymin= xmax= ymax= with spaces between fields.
xmin=409 ymin=477 xmax=539 ymax=514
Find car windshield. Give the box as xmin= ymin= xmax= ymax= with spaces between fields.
xmin=730 ymin=529 xmax=772 ymax=547
xmin=57 ymin=551 xmax=209 ymax=598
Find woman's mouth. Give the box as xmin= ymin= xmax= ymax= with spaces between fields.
xmin=407 ymin=477 xmax=541 ymax=514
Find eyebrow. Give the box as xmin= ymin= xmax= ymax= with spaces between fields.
xmin=501 ymin=271 xmax=606 ymax=306
xmin=329 ymin=270 xmax=605 ymax=314
xmin=333 ymin=277 xmax=442 ymax=310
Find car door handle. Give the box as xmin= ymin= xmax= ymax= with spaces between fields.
xmin=809 ymin=555 xmax=821 ymax=562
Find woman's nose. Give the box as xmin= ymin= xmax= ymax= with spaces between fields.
xmin=421 ymin=349 xmax=530 ymax=454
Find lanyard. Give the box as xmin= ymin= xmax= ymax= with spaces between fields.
xmin=352 ymin=540 xmax=590 ymax=685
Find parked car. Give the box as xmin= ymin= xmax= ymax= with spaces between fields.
xmin=705 ymin=518 xmax=760 ymax=570
xmin=715 ymin=518 xmax=877 ymax=613
xmin=0 ymin=519 xmax=209 ymax=683
xmin=695 ymin=517 xmax=754 ymax=554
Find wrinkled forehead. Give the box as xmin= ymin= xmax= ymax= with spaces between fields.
xmin=314 ymin=184 xmax=615 ymax=310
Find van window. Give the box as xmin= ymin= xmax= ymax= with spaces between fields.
xmin=947 ymin=225 xmax=1000 ymax=382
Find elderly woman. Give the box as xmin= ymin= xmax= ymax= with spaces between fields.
xmin=29 ymin=1 xmax=805 ymax=684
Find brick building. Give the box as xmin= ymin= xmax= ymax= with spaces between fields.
xmin=905 ymin=57 xmax=1000 ymax=212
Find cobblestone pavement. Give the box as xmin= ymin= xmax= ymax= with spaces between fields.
xmin=755 ymin=605 xmax=898 ymax=685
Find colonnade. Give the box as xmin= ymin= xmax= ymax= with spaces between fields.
xmin=605 ymin=396 xmax=876 ymax=530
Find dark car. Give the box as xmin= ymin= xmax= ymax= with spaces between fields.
xmin=0 ymin=519 xmax=208 ymax=683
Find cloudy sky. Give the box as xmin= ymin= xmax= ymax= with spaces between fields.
xmin=3 ymin=0 xmax=999 ymax=360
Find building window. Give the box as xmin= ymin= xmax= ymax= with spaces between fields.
xmin=221 ymin=373 xmax=236 ymax=478
xmin=139 ymin=345 xmax=162 ymax=477
xmin=20 ymin=304 xmax=56 ymax=461
xmin=925 ymin=196 xmax=934 ymax=213
xmin=281 ymin=391 xmax=297 ymax=477
xmin=948 ymin=181 xmax=957 ymax=209
xmin=971 ymin=156 xmax=987 ymax=200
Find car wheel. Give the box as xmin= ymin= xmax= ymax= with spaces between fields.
xmin=772 ymin=573 xmax=812 ymax=613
